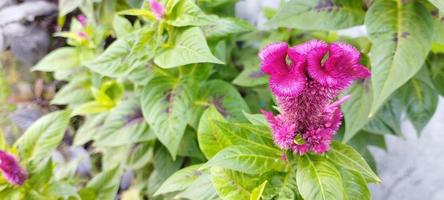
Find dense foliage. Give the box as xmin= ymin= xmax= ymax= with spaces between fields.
xmin=1 ymin=0 xmax=444 ymax=199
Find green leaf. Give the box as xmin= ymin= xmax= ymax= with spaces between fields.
xmin=141 ymin=76 xmax=195 ymax=158
xmin=147 ymin=146 xmax=184 ymax=197
xmin=404 ymin=78 xmax=438 ymax=134
xmin=176 ymin=172 xmax=219 ymax=200
xmin=192 ymin=80 xmax=250 ymax=127
xmin=233 ymin=58 xmax=268 ymax=87
xmin=177 ymin=128 xmax=205 ymax=159
xmin=32 ymin=47 xmax=80 ymax=72
xmin=167 ymin=0 xmax=215 ymax=27
xmin=211 ymin=167 xmax=258 ymax=200
xmin=126 ymin=142 xmax=154 ymax=170
xmin=154 ymin=27 xmax=223 ymax=68
xmin=339 ymin=167 xmax=370 ymax=200
xmin=204 ymin=145 xmax=286 ymax=174
xmin=117 ymin=9 xmax=156 ymax=20
xmin=86 ymin=28 xmax=155 ymax=78
xmin=327 ymin=142 xmax=380 ymax=183
xmin=342 ymin=80 xmax=372 ymax=143
xmin=427 ymin=54 xmax=444 ymax=96
xmin=364 ymin=94 xmax=403 ymax=136
xmin=154 ymin=164 xmax=204 ymax=196
xmin=366 ymin=0 xmax=434 ymax=115
xmin=59 ymin=0 xmax=83 ymax=16
xmin=94 ymin=98 xmax=153 ymax=146
xmin=268 ymin=0 xmax=365 ymax=30
xmin=79 ymin=166 xmax=122 ymax=200
xmin=242 ymin=111 xmax=268 ymax=126
xmin=51 ymin=76 xmax=93 ymax=106
xmin=197 ymin=106 xmax=232 ymax=159
xmin=250 ymin=181 xmax=267 ymax=200
xmin=113 ymin=15 xmax=134 ymax=38
xmin=15 ymin=110 xmax=71 ymax=162
xmin=203 ymin=17 xmax=254 ymax=39
xmin=429 ymin=0 xmax=444 ymax=12
xmin=297 ymin=155 xmax=343 ymax=200
xmin=73 ymin=113 xmax=108 ymax=146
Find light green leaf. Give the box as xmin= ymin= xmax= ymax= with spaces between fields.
xmin=73 ymin=101 xmax=114 ymax=116
xmin=154 ymin=27 xmax=223 ymax=68
xmin=366 ymin=0 xmax=434 ymax=115
xmin=141 ymin=76 xmax=195 ymax=158
xmin=167 ymin=0 xmax=215 ymax=27
xmin=204 ymin=145 xmax=286 ymax=174
xmin=176 ymin=172 xmax=219 ymax=200
xmin=211 ymin=167 xmax=258 ymax=200
xmin=15 ymin=110 xmax=71 ymax=162
xmin=117 ymin=9 xmax=156 ymax=20
xmin=126 ymin=142 xmax=154 ymax=170
xmin=297 ymin=155 xmax=343 ymax=200
xmin=94 ymin=99 xmax=153 ymax=146
xmin=268 ymin=0 xmax=365 ymax=30
xmin=155 ymin=164 xmax=204 ymax=196
xmin=342 ymin=80 xmax=372 ymax=143
xmin=250 ymin=181 xmax=267 ymax=200
xmin=73 ymin=113 xmax=108 ymax=146
xmin=51 ymin=76 xmax=93 ymax=106
xmin=429 ymin=0 xmax=444 ymax=12
xmin=339 ymin=167 xmax=370 ymax=200
xmin=233 ymin=58 xmax=268 ymax=87
xmin=197 ymin=106 xmax=232 ymax=159
xmin=327 ymin=142 xmax=380 ymax=183
xmin=242 ymin=111 xmax=268 ymax=126
xmin=203 ymin=17 xmax=254 ymax=39
xmin=113 ymin=15 xmax=134 ymax=38
xmin=32 ymin=47 xmax=80 ymax=72
xmin=86 ymin=28 xmax=155 ymax=78
xmin=79 ymin=166 xmax=122 ymax=200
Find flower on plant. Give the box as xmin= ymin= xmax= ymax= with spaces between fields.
xmin=77 ymin=15 xmax=87 ymax=27
xmin=149 ymin=0 xmax=165 ymax=19
xmin=260 ymin=40 xmax=370 ymax=154
xmin=0 ymin=150 xmax=28 ymax=186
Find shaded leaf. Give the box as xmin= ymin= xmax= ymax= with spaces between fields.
xmin=32 ymin=47 xmax=80 ymax=72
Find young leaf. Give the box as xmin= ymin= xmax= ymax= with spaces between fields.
xmin=167 ymin=0 xmax=214 ymax=27
xmin=250 ymin=181 xmax=268 ymax=200
xmin=154 ymin=164 xmax=204 ymax=196
xmin=32 ymin=47 xmax=80 ymax=72
xmin=113 ymin=15 xmax=134 ymax=38
xmin=297 ymin=155 xmax=344 ymax=200
xmin=154 ymin=27 xmax=223 ymax=68
xmin=210 ymin=167 xmax=258 ymax=200
xmin=342 ymin=80 xmax=372 ymax=143
xmin=366 ymin=0 xmax=434 ymax=115
xmin=326 ymin=142 xmax=381 ymax=183
xmin=339 ymin=167 xmax=371 ymax=200
xmin=268 ymin=0 xmax=365 ymax=30
xmin=141 ymin=76 xmax=195 ymax=158
xmin=204 ymin=145 xmax=286 ymax=174
xmin=15 ymin=110 xmax=71 ymax=162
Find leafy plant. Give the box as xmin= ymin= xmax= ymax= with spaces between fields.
xmin=1 ymin=0 xmax=444 ymax=199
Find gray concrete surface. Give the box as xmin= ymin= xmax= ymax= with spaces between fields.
xmin=369 ymin=98 xmax=444 ymax=200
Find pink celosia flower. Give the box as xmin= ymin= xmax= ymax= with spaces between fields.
xmin=0 ymin=150 xmax=28 ymax=186
xmin=149 ymin=0 xmax=165 ymax=19
xmin=77 ymin=15 xmax=87 ymax=26
xmin=260 ymin=40 xmax=370 ymax=154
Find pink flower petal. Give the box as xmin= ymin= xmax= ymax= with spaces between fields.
xmin=259 ymin=42 xmax=289 ymax=75
xmin=0 ymin=150 xmax=27 ymax=186
xmin=149 ymin=0 xmax=165 ymax=19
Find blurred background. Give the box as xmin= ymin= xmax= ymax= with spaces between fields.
xmin=1 ymin=0 xmax=443 ymax=199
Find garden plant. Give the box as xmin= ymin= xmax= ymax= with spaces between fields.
xmin=1 ymin=0 xmax=444 ymax=199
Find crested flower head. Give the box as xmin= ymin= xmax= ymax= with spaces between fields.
xmin=77 ymin=15 xmax=87 ymax=26
xmin=0 ymin=150 xmax=28 ymax=186
xmin=149 ymin=0 xmax=165 ymax=19
xmin=260 ymin=40 xmax=370 ymax=154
